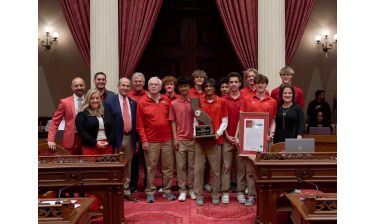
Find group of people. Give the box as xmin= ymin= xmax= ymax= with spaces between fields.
xmin=46 ymin=66 xmax=332 ymax=207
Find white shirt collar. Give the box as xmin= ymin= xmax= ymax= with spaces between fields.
xmin=74 ymin=94 xmax=84 ymax=101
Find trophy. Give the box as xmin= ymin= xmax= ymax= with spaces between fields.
xmin=190 ymin=98 xmax=216 ymax=138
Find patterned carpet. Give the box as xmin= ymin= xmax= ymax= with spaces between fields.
xmin=92 ymin=192 xmax=256 ymax=224
xmin=92 ymin=164 xmax=256 ymax=223
xmin=124 ymin=192 xmax=256 ymax=224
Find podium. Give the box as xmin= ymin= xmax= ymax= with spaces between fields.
xmin=286 ymin=193 xmax=337 ymax=224
xmin=249 ymin=152 xmax=337 ymax=224
xmin=38 ymin=153 xmax=126 ymax=224
xmin=38 ymin=197 xmax=95 ymax=224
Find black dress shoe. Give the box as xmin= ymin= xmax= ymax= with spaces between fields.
xmin=124 ymin=194 xmax=138 ymax=202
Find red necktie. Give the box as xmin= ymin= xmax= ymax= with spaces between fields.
xmin=122 ymin=98 xmax=132 ymax=133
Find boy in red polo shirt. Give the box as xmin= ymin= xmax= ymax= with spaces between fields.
xmin=188 ymin=69 xmax=207 ymax=98
xmin=221 ymin=72 xmax=246 ymax=204
xmin=236 ymin=74 xmax=277 ymax=206
xmin=169 ymin=76 xmax=196 ymax=202
xmin=271 ymin=66 xmax=305 ymax=108
xmin=136 ymin=76 xmax=175 ymax=203
xmin=162 ymin=75 xmax=179 ymax=101
xmin=240 ymin=68 xmax=258 ymax=98
xmin=193 ymin=78 xmax=228 ymax=206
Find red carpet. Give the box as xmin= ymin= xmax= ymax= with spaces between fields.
xmin=92 ymin=164 xmax=256 ymax=223
xmin=91 ymin=192 xmax=256 ymax=224
xmin=124 ymin=192 xmax=256 ymax=224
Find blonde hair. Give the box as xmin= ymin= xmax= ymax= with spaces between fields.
xmin=191 ymin=69 xmax=207 ymax=80
xmin=279 ymin=66 xmax=295 ymax=76
xmin=242 ymin=68 xmax=258 ymax=79
xmin=80 ymin=89 xmax=104 ymax=117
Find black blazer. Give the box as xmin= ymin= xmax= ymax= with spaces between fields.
xmin=104 ymin=95 xmax=138 ymax=153
xmin=75 ymin=109 xmax=114 ymax=148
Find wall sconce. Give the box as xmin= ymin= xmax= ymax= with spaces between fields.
xmin=39 ymin=27 xmax=59 ymax=50
xmin=315 ymin=30 xmax=337 ymax=58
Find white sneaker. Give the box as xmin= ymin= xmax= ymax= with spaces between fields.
xmin=237 ymin=192 xmax=246 ymax=204
xmin=188 ymin=190 xmax=197 ymax=200
xmin=204 ymin=183 xmax=211 ymax=192
xmin=178 ymin=192 xmax=187 ymax=202
xmin=158 ymin=187 xmax=164 ymax=193
xmin=221 ymin=192 xmax=230 ymax=204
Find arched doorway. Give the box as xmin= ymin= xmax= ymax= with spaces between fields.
xmin=135 ymin=0 xmax=242 ymax=81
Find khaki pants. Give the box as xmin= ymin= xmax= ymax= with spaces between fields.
xmin=236 ymin=151 xmax=256 ymax=196
xmin=221 ymin=139 xmax=236 ymax=192
xmin=194 ymin=142 xmax=221 ymax=197
xmin=120 ymin=134 xmax=134 ymax=196
xmin=175 ymin=140 xmax=195 ymax=193
xmin=144 ymin=140 xmax=174 ymax=195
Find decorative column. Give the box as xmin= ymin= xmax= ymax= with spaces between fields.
xmin=90 ymin=0 xmax=118 ymax=92
xmin=258 ymin=0 xmax=285 ymax=91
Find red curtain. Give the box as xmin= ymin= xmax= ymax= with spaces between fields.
xmin=119 ymin=0 xmax=163 ymax=78
xmin=285 ymin=0 xmax=314 ymax=65
xmin=60 ymin=0 xmax=90 ymax=67
xmin=215 ymin=0 xmax=258 ymax=69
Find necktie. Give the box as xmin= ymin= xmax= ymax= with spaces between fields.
xmin=77 ymin=98 xmax=83 ymax=114
xmin=123 ymin=98 xmax=132 ymax=133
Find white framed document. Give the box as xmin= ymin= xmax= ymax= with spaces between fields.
xmin=239 ymin=112 xmax=269 ymax=156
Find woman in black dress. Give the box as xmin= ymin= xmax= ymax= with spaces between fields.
xmin=273 ymin=84 xmax=305 ymax=143
xmin=75 ymin=88 xmax=114 ymax=155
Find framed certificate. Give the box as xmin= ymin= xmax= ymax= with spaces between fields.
xmin=239 ymin=112 xmax=269 ymax=156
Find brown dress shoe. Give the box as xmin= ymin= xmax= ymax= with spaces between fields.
xmin=124 ymin=194 xmax=138 ymax=202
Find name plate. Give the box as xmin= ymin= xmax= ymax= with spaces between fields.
xmin=195 ymin=124 xmax=216 ymax=138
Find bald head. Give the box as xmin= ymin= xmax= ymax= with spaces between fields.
xmin=71 ymin=77 xmax=85 ymax=97
xmin=118 ymin=77 xmax=131 ymax=97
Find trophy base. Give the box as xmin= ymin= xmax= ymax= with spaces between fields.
xmin=194 ymin=125 xmax=215 ymax=138
xmin=194 ymin=134 xmax=216 ymax=139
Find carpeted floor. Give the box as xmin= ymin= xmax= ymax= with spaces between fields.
xmin=92 ymin=164 xmax=256 ymax=223
xmin=123 ymin=192 xmax=256 ymax=224
xmin=91 ymin=191 xmax=257 ymax=224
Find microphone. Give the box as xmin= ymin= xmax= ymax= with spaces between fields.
xmin=56 ymin=182 xmax=83 ymax=204
xmin=298 ymin=178 xmax=320 ymax=198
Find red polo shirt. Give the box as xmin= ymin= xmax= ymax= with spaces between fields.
xmin=128 ymin=89 xmax=148 ymax=103
xmin=240 ymin=94 xmax=277 ymax=124
xmin=166 ymin=93 xmax=180 ymax=102
xmin=224 ymin=93 xmax=246 ymax=137
xmin=136 ymin=94 xmax=172 ymax=143
xmin=199 ymin=95 xmax=228 ymax=144
xmin=240 ymin=86 xmax=256 ymax=98
xmin=271 ymin=85 xmax=304 ymax=108
xmin=169 ymin=97 xmax=194 ymax=140
xmin=189 ymin=87 xmax=205 ymax=99
xmin=241 ymin=86 xmax=269 ymax=99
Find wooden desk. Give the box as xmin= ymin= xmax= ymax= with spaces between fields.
xmin=286 ymin=193 xmax=337 ymax=224
xmin=303 ymin=135 xmax=337 ymax=152
xmin=249 ymin=152 xmax=337 ymax=224
xmin=38 ymin=197 xmax=95 ymax=224
xmin=38 ymin=153 xmax=126 ymax=224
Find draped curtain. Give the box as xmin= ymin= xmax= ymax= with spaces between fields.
xmin=285 ymin=0 xmax=314 ymax=65
xmin=60 ymin=0 xmax=90 ymax=66
xmin=119 ymin=0 xmax=163 ymax=78
xmin=215 ymin=0 xmax=258 ymax=69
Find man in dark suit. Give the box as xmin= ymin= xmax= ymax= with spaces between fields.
xmin=105 ymin=77 xmax=138 ymax=201
xmin=94 ymin=71 xmax=116 ymax=105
